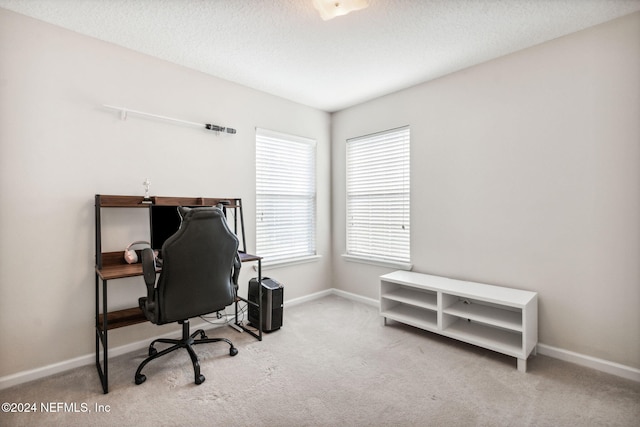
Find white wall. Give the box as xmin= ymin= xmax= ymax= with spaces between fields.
xmin=331 ymin=13 xmax=640 ymax=369
xmin=0 ymin=9 xmax=331 ymax=378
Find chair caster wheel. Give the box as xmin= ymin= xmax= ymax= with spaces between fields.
xmin=195 ymin=375 xmax=205 ymax=385
xmin=135 ymin=374 xmax=146 ymax=385
xmin=230 ymin=347 xmax=238 ymax=357
xmin=149 ymin=347 xmax=157 ymax=357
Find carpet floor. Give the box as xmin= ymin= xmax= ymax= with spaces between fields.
xmin=1 ymin=295 xmax=639 ymax=426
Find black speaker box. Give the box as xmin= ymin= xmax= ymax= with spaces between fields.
xmin=248 ymin=277 xmax=283 ymax=332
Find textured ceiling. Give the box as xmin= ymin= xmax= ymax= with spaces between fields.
xmin=1 ymin=0 xmax=639 ymax=112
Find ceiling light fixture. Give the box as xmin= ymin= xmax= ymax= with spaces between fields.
xmin=312 ymin=0 xmax=370 ymax=20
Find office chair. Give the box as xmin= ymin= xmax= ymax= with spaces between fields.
xmin=134 ymin=206 xmax=241 ymax=386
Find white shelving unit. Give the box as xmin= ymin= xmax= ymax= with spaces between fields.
xmin=380 ymin=270 xmax=538 ymax=372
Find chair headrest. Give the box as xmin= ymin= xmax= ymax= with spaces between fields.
xmin=177 ymin=205 xmax=224 ymax=223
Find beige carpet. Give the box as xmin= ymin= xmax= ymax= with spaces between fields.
xmin=1 ymin=295 xmax=639 ymax=426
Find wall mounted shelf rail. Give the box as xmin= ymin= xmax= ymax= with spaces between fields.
xmin=103 ymin=104 xmax=236 ymax=134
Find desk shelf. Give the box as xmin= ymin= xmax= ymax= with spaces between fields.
xmin=94 ymin=194 xmax=261 ymax=394
xmin=98 ymin=307 xmax=147 ymax=330
xmin=96 ymin=252 xmax=143 ymax=280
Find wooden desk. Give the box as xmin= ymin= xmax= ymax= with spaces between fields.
xmin=94 ymin=194 xmax=262 ymax=394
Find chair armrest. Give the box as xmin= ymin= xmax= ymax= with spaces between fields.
xmin=141 ymin=248 xmax=157 ymax=287
xmin=232 ymin=252 xmax=241 ymax=293
xmin=140 ymin=248 xmax=157 ymax=317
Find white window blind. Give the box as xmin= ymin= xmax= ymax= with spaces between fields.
xmin=256 ymin=128 xmax=316 ymax=264
xmin=346 ymin=126 xmax=410 ymax=265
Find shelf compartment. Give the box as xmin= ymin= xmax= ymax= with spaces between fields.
xmin=442 ymin=318 xmax=522 ymax=357
xmin=381 ymin=286 xmax=437 ymax=311
xmin=97 ymin=307 xmax=147 ymax=330
xmin=96 ymin=263 xmax=143 ymax=280
xmin=381 ymin=304 xmax=438 ymax=331
xmin=96 ymin=194 xmax=149 ymax=207
xmin=443 ymin=299 xmax=522 ymax=332
xmin=96 ymin=251 xmax=144 ymax=278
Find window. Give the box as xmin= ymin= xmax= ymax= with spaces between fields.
xmin=345 ymin=126 xmax=410 ymax=267
xmin=256 ymin=128 xmax=316 ymax=265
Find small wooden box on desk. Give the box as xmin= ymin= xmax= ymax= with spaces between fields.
xmin=380 ymin=270 xmax=537 ymax=372
xmin=94 ymin=194 xmax=262 ymax=393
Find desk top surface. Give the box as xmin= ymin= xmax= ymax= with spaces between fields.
xmin=97 ymin=251 xmax=261 ymax=280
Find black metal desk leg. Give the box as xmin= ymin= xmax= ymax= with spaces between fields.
xmin=257 ymin=259 xmax=262 ymax=341
xmin=102 ymin=278 xmax=108 ymax=393
xmin=95 ymin=273 xmax=100 ymax=388
xmin=95 ymin=277 xmax=109 ymax=394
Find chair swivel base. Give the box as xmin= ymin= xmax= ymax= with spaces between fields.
xmin=134 ymin=319 xmax=238 ymax=386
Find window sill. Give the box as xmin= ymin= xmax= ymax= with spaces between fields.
xmin=341 ymin=254 xmax=412 ymax=271
xmin=253 ymin=255 xmax=322 ymax=271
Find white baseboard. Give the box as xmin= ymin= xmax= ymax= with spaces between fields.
xmin=0 ymin=319 xmax=222 ymax=391
xmin=536 ymin=343 xmax=640 ymax=382
xmin=330 ymin=288 xmax=379 ymax=307
xmin=1 ymin=290 xmax=638 ymax=390
xmin=284 ymin=288 xmax=333 ymax=307
xmin=284 ymin=287 xmax=378 ymax=308
xmin=0 ymin=353 xmax=96 ymax=391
